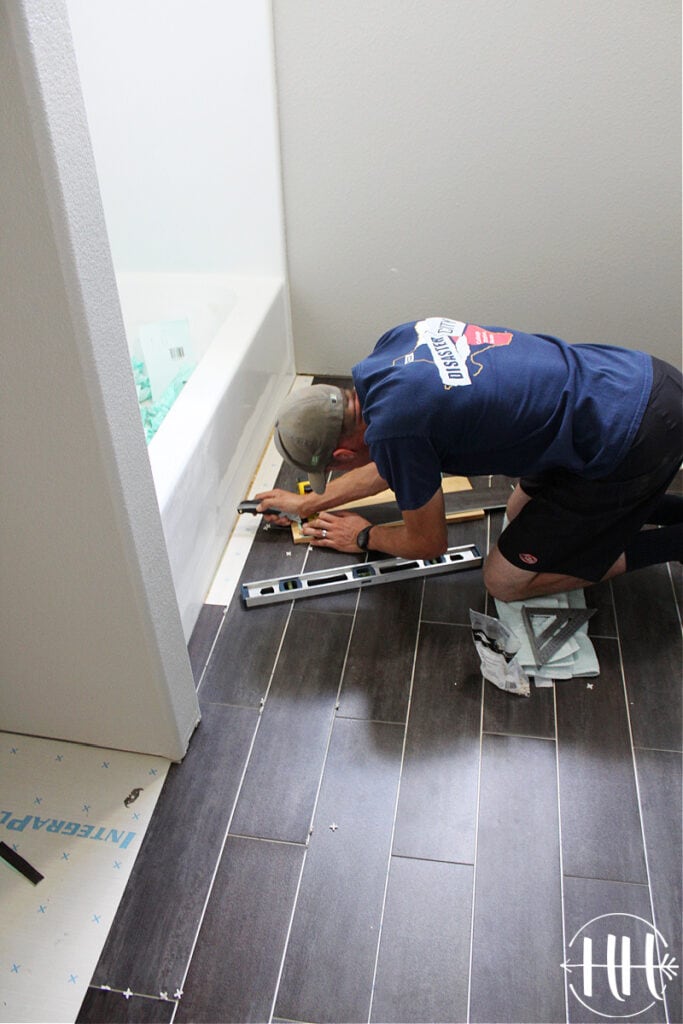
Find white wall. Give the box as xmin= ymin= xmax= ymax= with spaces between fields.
xmin=66 ymin=0 xmax=285 ymax=277
xmin=1 ymin=1 xmax=200 ymax=759
xmin=273 ymin=0 xmax=681 ymax=373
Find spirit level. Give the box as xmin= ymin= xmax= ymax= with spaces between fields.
xmin=241 ymin=543 xmax=482 ymax=607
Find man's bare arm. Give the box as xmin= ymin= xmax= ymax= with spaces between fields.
xmin=255 ymin=462 xmax=388 ymax=521
xmin=302 ymin=487 xmax=448 ymax=560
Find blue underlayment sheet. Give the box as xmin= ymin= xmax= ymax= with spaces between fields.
xmin=495 ymin=589 xmax=599 ymax=685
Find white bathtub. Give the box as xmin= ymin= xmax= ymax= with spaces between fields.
xmin=116 ymin=272 xmax=295 ymax=641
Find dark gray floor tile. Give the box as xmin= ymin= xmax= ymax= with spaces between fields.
xmin=672 ymin=561 xmax=682 ymax=609
xmin=585 ymin=580 xmax=617 ymax=638
xmin=175 ymin=836 xmax=304 ymax=1024
xmin=187 ymin=603 xmax=225 ymax=685
xmin=199 ymin=592 xmax=294 ymax=706
xmin=634 ymin=747 xmax=682 ymax=1024
xmin=421 ymin=517 xmax=488 ymax=623
xmin=563 ymin=875 xmax=669 ymax=1023
xmin=230 ymin=609 xmax=352 ymax=843
xmin=274 ymin=717 xmax=403 ymax=1024
xmin=371 ymin=856 xmax=473 ymax=1023
xmin=556 ymin=638 xmax=647 ymax=883
xmin=469 ymin=734 xmax=565 ymax=1024
xmin=448 ymin=476 xmax=515 ymax=511
xmin=612 ymin=566 xmax=682 ymax=751
xmin=483 ymin=677 xmax=556 ymax=739
xmin=392 ymin=622 xmax=481 ymax=863
xmin=337 ymin=577 xmax=422 ymax=722
xmin=91 ymin=702 xmax=258 ymax=994
xmin=77 ymin=989 xmax=176 ymax=1023
xmin=203 ymin=458 xmax=309 ymax=704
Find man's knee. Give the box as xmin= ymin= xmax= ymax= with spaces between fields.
xmin=483 ymin=551 xmax=533 ymax=603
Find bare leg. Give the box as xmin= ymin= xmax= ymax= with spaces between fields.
xmin=483 ymin=545 xmax=625 ymax=603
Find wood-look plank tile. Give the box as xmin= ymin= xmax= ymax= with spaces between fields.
xmin=199 ymin=519 xmax=307 ymax=706
xmin=77 ymin=989 xmax=176 ymax=1023
xmin=199 ymin=592 xmax=295 ymax=707
xmin=90 ymin=703 xmax=258 ymax=995
xmin=612 ymin=566 xmax=682 ymax=751
xmin=421 ymin=517 xmax=488 ymax=623
xmin=562 ymin=875 xmax=667 ymax=1023
xmin=370 ymin=856 xmax=473 ymax=1023
xmin=556 ymin=638 xmax=647 ymax=883
xmin=175 ymin=836 xmax=304 ymax=1024
xmin=483 ymin=678 xmax=556 ymax=739
xmin=392 ymin=622 xmax=481 ymax=863
xmin=584 ymin=580 xmax=617 ymax=638
xmin=187 ymin=603 xmax=225 ymax=686
xmin=634 ymin=747 xmax=682 ymax=1024
xmin=336 ymin=577 xmax=422 ymax=722
xmin=469 ymin=734 xmax=565 ymax=1024
xmin=230 ymin=609 xmax=353 ymax=843
xmin=274 ymin=717 xmax=403 ymax=1024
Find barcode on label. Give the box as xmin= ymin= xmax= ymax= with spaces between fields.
xmin=169 ymin=346 xmax=185 ymax=361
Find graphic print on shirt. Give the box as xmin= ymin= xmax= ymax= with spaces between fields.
xmin=392 ymin=317 xmax=513 ymax=388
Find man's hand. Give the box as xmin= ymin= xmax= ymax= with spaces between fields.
xmin=301 ymin=510 xmax=371 ymax=552
xmin=255 ymin=488 xmax=307 ymax=526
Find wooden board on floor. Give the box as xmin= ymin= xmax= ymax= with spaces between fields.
xmin=291 ymin=475 xmax=478 ymax=543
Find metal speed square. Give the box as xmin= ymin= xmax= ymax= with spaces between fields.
xmin=521 ymin=605 xmax=597 ymax=666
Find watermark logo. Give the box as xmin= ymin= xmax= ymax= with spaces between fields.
xmin=562 ymin=913 xmax=679 ymax=1019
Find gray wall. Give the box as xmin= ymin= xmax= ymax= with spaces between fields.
xmin=273 ymin=0 xmax=681 ymax=374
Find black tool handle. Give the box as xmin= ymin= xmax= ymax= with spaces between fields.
xmin=237 ymin=500 xmax=283 ymax=516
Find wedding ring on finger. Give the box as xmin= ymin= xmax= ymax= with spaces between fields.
xmin=321 ymin=529 xmax=327 ymax=539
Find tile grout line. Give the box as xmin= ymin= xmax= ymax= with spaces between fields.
xmin=552 ymin=681 xmax=570 ymax=1024
xmin=170 ymin=594 xmax=300 ymax=1023
xmin=610 ymin=577 xmax=673 ymax=1024
xmin=465 ymin=506 xmax=493 ymax=1024
xmin=267 ymin=570 xmax=365 ymax=1024
xmin=366 ymin=577 xmax=427 ymax=1024
xmin=666 ymin=560 xmax=682 ymax=625
xmin=194 ymin=606 xmax=228 ymax=696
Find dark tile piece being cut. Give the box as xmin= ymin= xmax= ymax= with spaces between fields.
xmin=556 ymin=638 xmax=647 ymax=883
xmin=469 ymin=734 xmax=565 ymax=1024
xmin=337 ymin=577 xmax=422 ymax=723
xmin=635 ymin=747 xmax=682 ymax=1024
xmin=450 ymin=476 xmax=515 ymax=511
xmin=187 ymin=604 xmax=225 ymax=686
xmin=274 ymin=717 xmax=403 ymax=1024
xmin=392 ymin=622 xmax=481 ymax=864
xmin=77 ymin=989 xmax=175 ymax=1024
xmin=421 ymin=517 xmax=488 ymax=623
xmin=563 ymin=875 xmax=667 ymax=1023
xmin=371 ymin=856 xmax=473 ymax=1023
xmin=612 ymin=567 xmax=682 ymax=751
xmin=230 ymin=609 xmax=352 ymax=843
xmin=175 ymin=836 xmax=304 ymax=1024
xmin=90 ymin=702 xmax=258 ymax=995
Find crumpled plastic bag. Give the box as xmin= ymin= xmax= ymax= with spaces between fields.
xmin=469 ymin=609 xmax=531 ymax=697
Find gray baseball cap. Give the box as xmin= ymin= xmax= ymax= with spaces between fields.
xmin=273 ymin=384 xmax=344 ymax=494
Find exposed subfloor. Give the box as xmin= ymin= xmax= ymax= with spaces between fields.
xmin=77 ymin=467 xmax=682 ymax=1024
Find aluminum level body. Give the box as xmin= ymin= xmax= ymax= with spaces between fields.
xmin=241 ymin=544 xmax=483 ymax=607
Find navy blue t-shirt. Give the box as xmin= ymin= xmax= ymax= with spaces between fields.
xmin=351 ymin=318 xmax=653 ymax=511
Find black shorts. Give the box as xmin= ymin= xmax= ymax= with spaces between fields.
xmin=496 ymin=356 xmax=683 ymax=582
